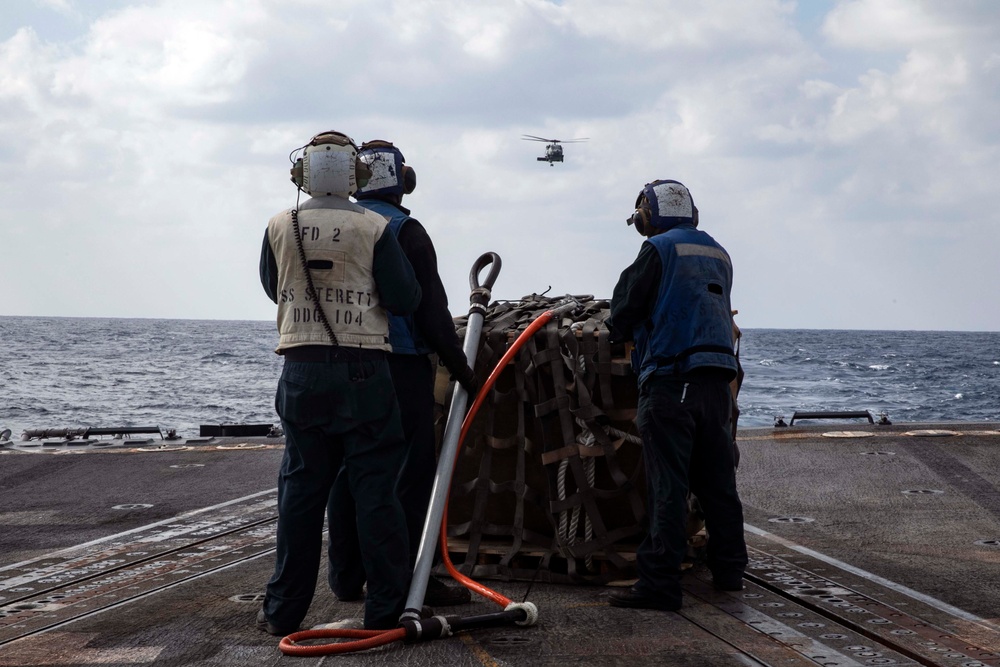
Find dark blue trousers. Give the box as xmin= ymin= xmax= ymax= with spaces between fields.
xmin=327 ymin=354 xmax=437 ymax=596
xmin=634 ymin=371 xmax=748 ymax=605
xmin=264 ymin=356 xmax=410 ymax=631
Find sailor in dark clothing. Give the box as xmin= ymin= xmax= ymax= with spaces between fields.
xmin=606 ymin=180 xmax=748 ymax=611
xmin=257 ymin=131 xmax=421 ymax=633
xmin=326 ymin=140 xmax=476 ymax=607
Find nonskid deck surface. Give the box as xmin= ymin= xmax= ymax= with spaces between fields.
xmin=1 ymin=424 xmax=998 ymax=666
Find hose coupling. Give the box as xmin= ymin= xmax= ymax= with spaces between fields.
xmin=400 ymin=615 xmax=458 ymax=643
xmin=469 ymin=287 xmax=492 ymax=309
xmin=504 ymin=601 xmax=539 ymax=626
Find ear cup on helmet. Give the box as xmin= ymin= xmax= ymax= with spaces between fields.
xmin=628 ymin=195 xmax=652 ymax=236
xmin=633 ymin=208 xmax=648 ymax=235
xmin=401 ymin=165 xmax=416 ymax=194
xmin=635 ymin=207 xmax=650 ymax=235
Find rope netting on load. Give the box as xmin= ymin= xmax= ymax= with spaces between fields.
xmin=436 ymin=294 xmax=656 ymax=584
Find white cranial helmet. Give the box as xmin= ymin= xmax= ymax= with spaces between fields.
xmin=289 ymin=131 xmax=372 ymax=197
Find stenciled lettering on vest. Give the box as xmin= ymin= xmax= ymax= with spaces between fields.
xmin=287 ymin=287 xmax=373 ymax=327
xmin=301 ymin=286 xmax=373 ymax=306
xmin=298 ymin=225 xmax=342 ymax=243
xmin=291 ymin=306 xmax=365 ymax=326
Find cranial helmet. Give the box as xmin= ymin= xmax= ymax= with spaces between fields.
xmin=289 ymin=131 xmax=373 ymax=197
xmin=356 ymin=140 xmax=416 ymax=199
xmin=626 ymin=180 xmax=697 ymax=236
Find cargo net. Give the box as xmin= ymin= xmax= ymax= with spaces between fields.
xmin=438 ymin=294 xmax=655 ymax=584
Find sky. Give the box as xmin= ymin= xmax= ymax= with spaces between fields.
xmin=2 ymin=0 xmax=999 ymax=331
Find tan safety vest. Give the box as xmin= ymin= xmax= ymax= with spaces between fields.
xmin=267 ymin=205 xmax=391 ymax=353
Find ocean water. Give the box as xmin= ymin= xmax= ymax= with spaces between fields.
xmin=0 ymin=317 xmax=283 ymax=438
xmin=738 ymin=328 xmax=999 ymax=427
xmin=1 ymin=316 xmax=998 ymax=438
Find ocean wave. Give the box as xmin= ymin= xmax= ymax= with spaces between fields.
xmin=2 ymin=318 xmax=998 ymax=434
xmin=201 ymin=352 xmax=240 ymax=360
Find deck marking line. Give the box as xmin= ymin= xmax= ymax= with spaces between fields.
xmin=2 ymin=550 xmax=274 ymax=643
xmin=460 ymin=633 xmax=502 ymax=667
xmin=0 ymin=489 xmax=277 ymax=574
xmin=745 ymin=521 xmax=999 ymax=631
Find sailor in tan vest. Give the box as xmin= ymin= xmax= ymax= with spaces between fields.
xmin=257 ymin=131 xmax=421 ymax=633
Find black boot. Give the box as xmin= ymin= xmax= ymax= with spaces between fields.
xmin=424 ymin=576 xmax=471 ymax=606
xmin=608 ymin=586 xmax=681 ymax=611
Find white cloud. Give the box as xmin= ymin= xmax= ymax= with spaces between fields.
xmin=825 ymin=68 xmax=899 ymax=143
xmin=35 ymin=0 xmax=77 ymax=17
xmin=894 ymin=50 xmax=968 ymax=104
xmin=558 ymin=0 xmax=800 ymax=50
xmin=56 ymin=5 xmax=259 ymax=112
xmin=1 ymin=0 xmax=999 ymax=331
xmin=822 ymin=0 xmax=953 ymax=51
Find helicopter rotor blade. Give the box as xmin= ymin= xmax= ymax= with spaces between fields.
xmin=521 ymin=135 xmax=589 ymax=144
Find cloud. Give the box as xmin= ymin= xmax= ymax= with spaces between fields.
xmin=822 ymin=0 xmax=954 ymax=50
xmin=35 ymin=0 xmax=77 ymax=17
xmin=1 ymin=0 xmax=999 ymax=331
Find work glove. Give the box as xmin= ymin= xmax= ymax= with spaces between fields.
xmin=451 ymin=364 xmax=480 ymax=398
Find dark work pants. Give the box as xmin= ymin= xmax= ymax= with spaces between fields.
xmin=634 ymin=371 xmax=748 ymax=605
xmin=264 ymin=357 xmax=410 ymax=631
xmin=327 ymin=354 xmax=437 ymax=597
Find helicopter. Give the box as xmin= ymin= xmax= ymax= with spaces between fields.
xmin=521 ymin=134 xmax=589 ymax=165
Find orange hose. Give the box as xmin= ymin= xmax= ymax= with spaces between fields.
xmin=279 ymin=627 xmax=405 ymax=656
xmin=439 ymin=310 xmax=555 ymax=608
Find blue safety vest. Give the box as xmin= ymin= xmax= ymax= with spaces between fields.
xmin=356 ymin=198 xmax=431 ymax=356
xmin=633 ymin=224 xmax=737 ymax=385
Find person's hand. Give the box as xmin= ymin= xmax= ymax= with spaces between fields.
xmin=452 ymin=365 xmax=480 ymax=397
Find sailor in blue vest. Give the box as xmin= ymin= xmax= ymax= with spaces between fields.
xmin=606 ymin=180 xmax=748 ymax=611
xmin=326 ymin=140 xmax=476 ymax=607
